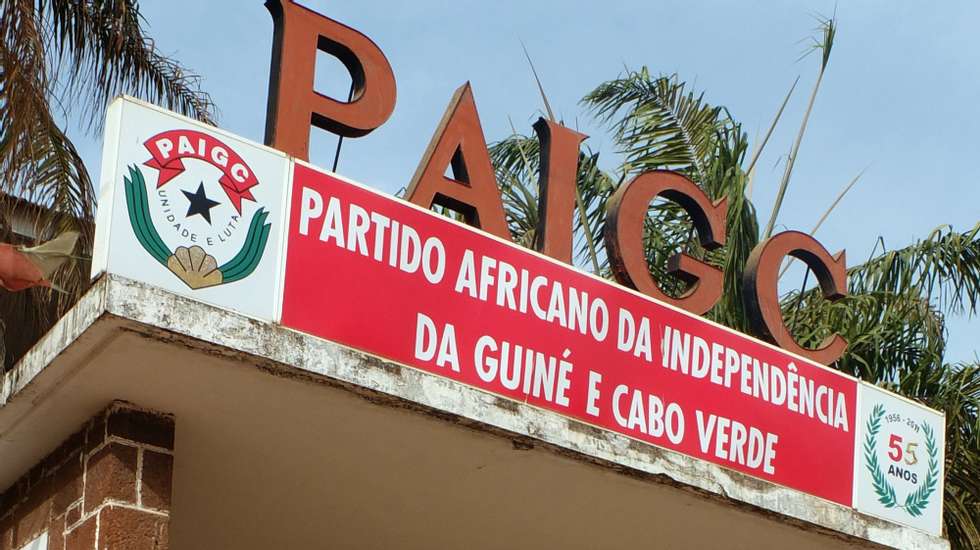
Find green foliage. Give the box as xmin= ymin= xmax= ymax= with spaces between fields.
xmin=583 ymin=69 xmax=725 ymax=181
xmin=864 ymin=404 xmax=899 ymax=507
xmin=851 ymin=223 xmax=980 ymax=316
xmin=905 ymin=422 xmax=941 ymax=517
xmin=901 ymin=363 xmax=980 ymax=544
xmin=490 ymin=134 xmax=543 ymax=250
xmin=219 ymin=209 xmax=271 ymax=283
xmin=0 ymin=0 xmax=214 ymax=368
xmin=785 ymin=223 xmax=980 ymax=384
xmin=763 ymin=15 xmax=836 ymax=239
xmin=124 ymin=165 xmax=169 ymax=264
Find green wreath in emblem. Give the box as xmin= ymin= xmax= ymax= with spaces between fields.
xmin=863 ymin=403 xmax=939 ymax=516
xmin=123 ymin=165 xmax=271 ymax=289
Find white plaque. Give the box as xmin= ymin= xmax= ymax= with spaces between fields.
xmin=854 ymin=382 xmax=945 ymax=535
xmin=93 ymin=97 xmax=290 ymax=322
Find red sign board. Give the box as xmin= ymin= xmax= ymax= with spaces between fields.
xmin=282 ymin=163 xmax=857 ymax=505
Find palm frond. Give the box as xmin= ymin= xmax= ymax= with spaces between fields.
xmin=703 ymin=124 xmax=760 ymax=332
xmin=745 ymin=76 xmax=799 ymax=176
xmin=41 ymin=0 xmax=216 ymax=128
xmin=786 ymin=222 xmax=980 ymax=546
xmin=490 ymin=133 xmax=541 ymax=248
xmin=762 ymin=15 xmax=836 ymax=239
xmin=0 ymin=0 xmax=213 ymax=369
xmin=850 ymin=223 xmax=980 ymax=317
xmin=573 ymin=149 xmax=616 ymax=269
xmin=0 ymin=1 xmax=95 ymax=235
xmin=582 ymin=69 xmax=725 ymax=182
xmin=896 ymin=362 xmax=980 ymax=548
xmin=584 ymin=72 xmax=758 ymax=304
xmin=785 ymin=289 xmax=946 ymax=381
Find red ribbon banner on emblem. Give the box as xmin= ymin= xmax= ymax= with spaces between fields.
xmin=143 ymin=129 xmax=259 ymax=213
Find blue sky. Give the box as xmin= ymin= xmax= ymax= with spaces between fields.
xmin=72 ymin=1 xmax=980 ymax=363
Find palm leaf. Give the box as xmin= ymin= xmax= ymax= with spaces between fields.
xmin=582 ymin=69 xmax=725 ymax=181
xmin=849 ymin=223 xmax=980 ymax=316
xmin=41 ymin=0 xmax=216 ymax=128
xmin=0 ymin=0 xmax=215 ymax=369
xmin=898 ymin=363 xmax=980 ymax=546
xmin=762 ymin=15 xmax=836 ymax=239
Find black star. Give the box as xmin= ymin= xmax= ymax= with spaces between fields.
xmin=182 ymin=182 xmax=221 ymax=224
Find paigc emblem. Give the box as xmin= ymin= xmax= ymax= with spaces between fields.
xmin=123 ymin=129 xmax=271 ymax=289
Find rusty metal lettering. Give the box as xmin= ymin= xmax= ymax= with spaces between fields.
xmin=604 ymin=171 xmax=727 ymax=315
xmin=265 ymin=0 xmax=397 ymax=159
xmin=405 ymin=83 xmax=511 ymax=241
xmin=742 ymin=231 xmax=848 ymax=365
xmin=533 ymin=118 xmax=587 ymax=264
xmin=262 ymin=5 xmax=853 ymax=363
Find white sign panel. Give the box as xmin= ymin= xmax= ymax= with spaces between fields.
xmin=93 ymin=97 xmax=290 ymax=321
xmin=854 ymin=383 xmax=946 ymax=535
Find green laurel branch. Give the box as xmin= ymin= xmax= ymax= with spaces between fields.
xmin=864 ymin=403 xmax=898 ymax=508
xmin=124 ymin=165 xmax=171 ymax=264
xmin=218 ymin=208 xmax=271 ymax=283
xmin=903 ymin=422 xmax=939 ymax=517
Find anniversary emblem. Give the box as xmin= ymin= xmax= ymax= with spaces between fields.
xmin=123 ymin=129 xmax=272 ymax=289
xmin=853 ymin=384 xmax=946 ymax=531
xmin=863 ymin=403 xmax=940 ymax=517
